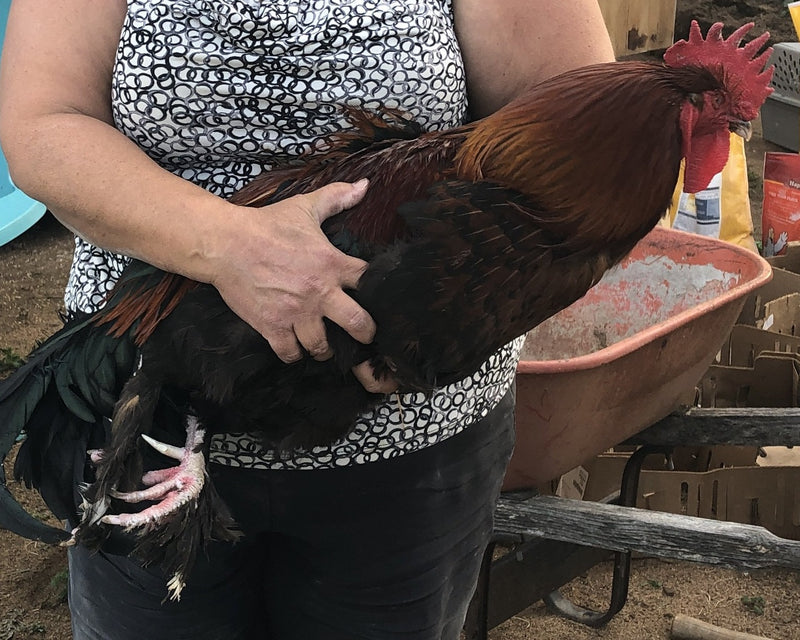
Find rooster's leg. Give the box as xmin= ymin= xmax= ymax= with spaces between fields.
xmin=100 ymin=414 xmax=240 ymax=601
xmin=102 ymin=415 xmax=206 ymax=527
xmin=74 ymin=366 xmax=163 ymax=532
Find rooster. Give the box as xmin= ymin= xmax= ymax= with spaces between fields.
xmin=0 ymin=22 xmax=773 ymax=598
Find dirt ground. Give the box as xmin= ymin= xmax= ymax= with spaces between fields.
xmin=2 ymin=2 xmax=800 ymax=639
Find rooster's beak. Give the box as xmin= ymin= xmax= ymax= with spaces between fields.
xmin=729 ymin=120 xmax=753 ymax=142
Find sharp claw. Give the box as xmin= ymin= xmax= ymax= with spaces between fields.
xmin=141 ymin=434 xmax=185 ymax=460
xmin=100 ymin=513 xmax=132 ymax=527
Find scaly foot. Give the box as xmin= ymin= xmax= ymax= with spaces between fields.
xmin=101 ymin=416 xmax=206 ymax=529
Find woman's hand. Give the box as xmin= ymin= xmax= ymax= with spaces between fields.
xmin=210 ymin=178 xmax=398 ymax=393
xmin=211 ymin=179 xmax=373 ymax=363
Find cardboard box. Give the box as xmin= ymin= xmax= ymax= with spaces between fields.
xmin=737 ymin=266 xmax=800 ymax=326
xmin=579 ymin=448 xmax=800 ymax=540
xmin=698 ymin=357 xmax=799 ymax=408
xmin=698 ymin=258 xmax=800 ymax=407
xmin=638 ymin=466 xmax=800 ymax=540
xmin=581 ymin=446 xmax=760 ymax=502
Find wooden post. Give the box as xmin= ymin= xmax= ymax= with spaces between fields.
xmin=671 ymin=614 xmax=774 ymax=640
xmin=597 ymin=0 xmax=677 ymax=57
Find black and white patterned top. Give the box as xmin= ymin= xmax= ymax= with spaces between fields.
xmin=64 ymin=0 xmax=524 ymax=470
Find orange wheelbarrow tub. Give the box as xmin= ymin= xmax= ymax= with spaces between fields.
xmin=503 ymin=227 xmax=772 ymax=490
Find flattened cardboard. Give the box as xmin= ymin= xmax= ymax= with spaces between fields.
xmin=763 ymin=292 xmax=800 ymax=335
xmin=718 ymin=324 xmax=800 ymax=367
xmin=766 ymin=240 xmax=800 ymax=272
xmin=738 ymin=268 xmax=800 ymax=326
xmin=698 ymin=355 xmax=799 ymax=408
xmin=581 ymin=451 xmax=800 ymax=539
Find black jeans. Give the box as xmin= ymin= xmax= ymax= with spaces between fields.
xmin=68 ymin=388 xmax=515 ymax=640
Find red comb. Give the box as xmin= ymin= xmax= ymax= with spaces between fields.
xmin=664 ymin=21 xmax=774 ymax=119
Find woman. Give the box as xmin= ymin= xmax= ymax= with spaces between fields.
xmin=0 ymin=1 xmax=614 ymax=638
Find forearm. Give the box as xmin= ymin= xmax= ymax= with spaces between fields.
xmin=4 ymin=109 xmax=239 ymax=285
xmin=0 ymin=0 xmax=233 ymax=283
xmin=4 ymin=103 xmax=375 ymax=359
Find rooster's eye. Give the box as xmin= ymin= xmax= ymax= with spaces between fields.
xmin=688 ymin=93 xmax=703 ymax=107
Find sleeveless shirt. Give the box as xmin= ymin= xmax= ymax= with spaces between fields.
xmin=63 ymin=0 xmax=524 ymax=470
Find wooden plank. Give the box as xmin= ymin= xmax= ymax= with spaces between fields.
xmin=494 ymin=495 xmax=800 ymax=571
xmin=626 ymin=407 xmax=800 ymax=446
xmin=671 ymin=614 xmax=775 ymax=640
xmin=597 ymin=0 xmax=677 ymax=57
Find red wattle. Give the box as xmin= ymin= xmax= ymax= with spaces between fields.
xmin=683 ymin=130 xmax=730 ymax=193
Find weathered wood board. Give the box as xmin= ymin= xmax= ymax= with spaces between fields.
xmin=494 ymin=495 xmax=800 ymax=572
xmin=598 ymin=0 xmax=677 ymax=56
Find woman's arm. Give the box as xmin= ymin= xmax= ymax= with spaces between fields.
xmin=0 ymin=0 xmax=375 ymax=366
xmin=454 ymin=0 xmax=615 ymax=117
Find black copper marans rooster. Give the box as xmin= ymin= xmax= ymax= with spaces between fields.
xmin=0 ymin=22 xmax=774 ymax=598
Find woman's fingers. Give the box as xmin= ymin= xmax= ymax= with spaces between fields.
xmin=268 ymin=329 xmax=304 ymax=364
xmin=308 ymin=178 xmax=369 ymax=224
xmin=323 ymin=287 xmax=376 ymax=346
xmin=352 ymin=361 xmax=398 ymax=394
xmin=293 ymin=317 xmax=334 ymax=361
